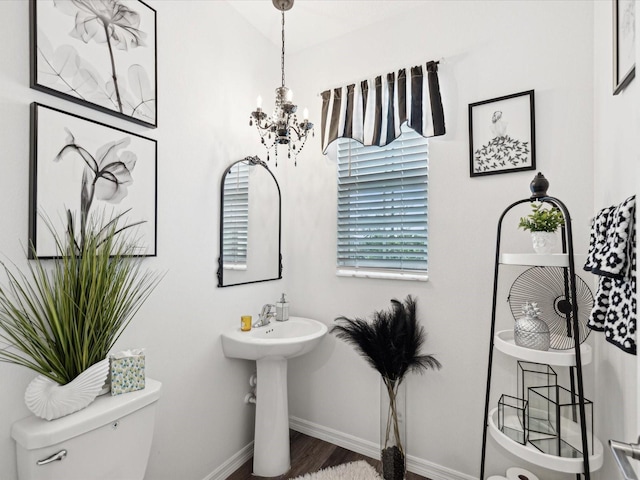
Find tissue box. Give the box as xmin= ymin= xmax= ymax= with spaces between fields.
xmin=110 ymin=351 xmax=145 ymax=396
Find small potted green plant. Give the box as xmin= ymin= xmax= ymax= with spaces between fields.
xmin=518 ymin=202 xmax=565 ymax=253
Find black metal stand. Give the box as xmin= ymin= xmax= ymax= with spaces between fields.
xmin=479 ymin=173 xmax=591 ymax=480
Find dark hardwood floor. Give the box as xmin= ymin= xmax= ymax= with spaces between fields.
xmin=226 ymin=430 xmax=431 ymax=480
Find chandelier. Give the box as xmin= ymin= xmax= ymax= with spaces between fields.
xmin=249 ymin=0 xmax=313 ymax=166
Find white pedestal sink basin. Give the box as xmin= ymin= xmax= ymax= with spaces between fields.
xmin=221 ymin=316 xmax=327 ymax=477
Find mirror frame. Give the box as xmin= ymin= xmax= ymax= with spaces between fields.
xmin=217 ymin=156 xmax=282 ymax=287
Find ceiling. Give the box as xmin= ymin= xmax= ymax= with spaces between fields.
xmin=226 ymin=1 xmax=426 ymax=54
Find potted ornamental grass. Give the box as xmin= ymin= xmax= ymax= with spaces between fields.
xmin=518 ymin=201 xmax=565 ymax=254
xmin=331 ymin=295 xmax=441 ymax=480
xmin=0 ymin=210 xmax=161 ymax=420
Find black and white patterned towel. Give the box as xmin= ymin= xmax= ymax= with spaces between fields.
xmin=585 ymin=196 xmax=636 ymax=355
xmin=584 ymin=205 xmax=614 ymax=274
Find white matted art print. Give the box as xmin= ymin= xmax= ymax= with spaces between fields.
xmin=468 ymin=90 xmax=536 ymax=177
xmin=30 ymin=0 xmax=157 ymax=127
xmin=30 ymin=103 xmax=157 ymax=258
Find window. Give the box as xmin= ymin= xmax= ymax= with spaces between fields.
xmin=337 ymin=125 xmax=429 ymax=280
xmin=222 ymin=161 xmax=249 ymax=269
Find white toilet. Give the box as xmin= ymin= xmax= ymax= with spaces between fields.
xmin=11 ymin=378 xmax=162 ymax=480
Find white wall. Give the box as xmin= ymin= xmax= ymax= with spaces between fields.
xmin=592 ymin=1 xmax=639 ymax=480
xmin=284 ymin=1 xmax=595 ymax=479
xmin=2 ymin=1 xmax=636 ymax=480
xmin=0 ymin=2 xmax=285 ymax=479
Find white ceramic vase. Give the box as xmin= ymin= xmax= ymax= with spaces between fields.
xmin=24 ymin=358 xmax=110 ymax=421
xmin=531 ymin=231 xmax=557 ymax=254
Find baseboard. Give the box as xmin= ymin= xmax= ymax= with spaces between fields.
xmin=289 ymin=416 xmax=476 ymax=480
xmin=289 ymin=415 xmax=380 ymax=459
xmin=202 ymin=441 xmax=253 ymax=480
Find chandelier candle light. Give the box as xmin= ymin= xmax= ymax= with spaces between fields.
xmin=249 ymin=0 xmax=313 ymax=166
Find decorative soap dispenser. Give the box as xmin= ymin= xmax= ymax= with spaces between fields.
xmin=276 ymin=293 xmax=289 ymax=321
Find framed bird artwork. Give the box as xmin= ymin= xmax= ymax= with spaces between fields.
xmin=468 ymin=90 xmax=536 ymax=177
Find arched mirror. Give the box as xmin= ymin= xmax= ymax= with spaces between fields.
xmin=218 ymin=156 xmax=282 ymax=287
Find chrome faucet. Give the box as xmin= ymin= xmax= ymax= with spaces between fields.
xmin=253 ymin=304 xmax=276 ymax=328
xmin=610 ymin=436 xmax=640 ymax=480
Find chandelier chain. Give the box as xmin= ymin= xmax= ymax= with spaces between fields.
xmin=281 ymin=9 xmax=285 ymax=88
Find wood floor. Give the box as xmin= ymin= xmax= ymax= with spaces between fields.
xmin=226 ymin=430 xmax=431 ymax=480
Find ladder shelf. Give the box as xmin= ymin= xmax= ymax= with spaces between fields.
xmin=480 ymin=173 xmax=599 ymax=480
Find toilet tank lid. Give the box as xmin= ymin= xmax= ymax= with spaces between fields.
xmin=11 ymin=378 xmax=162 ymax=450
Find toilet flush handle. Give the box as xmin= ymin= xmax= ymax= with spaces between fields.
xmin=36 ymin=449 xmax=67 ymax=466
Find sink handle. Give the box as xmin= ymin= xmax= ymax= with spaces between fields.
xmin=610 ymin=437 xmax=640 ymax=480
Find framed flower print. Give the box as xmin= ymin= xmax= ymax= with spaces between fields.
xmin=30 ymin=0 xmax=157 ymax=127
xmin=30 ymin=103 xmax=157 ymax=258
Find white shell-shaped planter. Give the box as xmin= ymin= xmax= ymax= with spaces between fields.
xmin=25 ymin=359 xmax=109 ymax=421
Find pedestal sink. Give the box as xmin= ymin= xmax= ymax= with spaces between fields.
xmin=221 ymin=316 xmax=327 ymax=476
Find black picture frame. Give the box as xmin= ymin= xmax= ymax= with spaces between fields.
xmin=30 ymin=103 xmax=158 ymax=258
xmin=613 ymin=0 xmax=636 ymax=95
xmin=30 ymin=0 xmax=157 ymax=128
xmin=469 ymin=90 xmax=536 ymax=177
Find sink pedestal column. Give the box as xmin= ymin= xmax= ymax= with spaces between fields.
xmin=253 ymin=357 xmax=290 ymax=476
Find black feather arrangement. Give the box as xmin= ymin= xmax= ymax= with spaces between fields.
xmin=331 ymin=295 xmax=441 ymax=480
xmin=332 ymin=295 xmax=441 ymax=383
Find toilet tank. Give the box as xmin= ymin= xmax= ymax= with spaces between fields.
xmin=11 ymin=378 xmax=162 ymax=480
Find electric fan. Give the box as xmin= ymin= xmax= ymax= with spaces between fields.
xmin=508 ymin=266 xmax=594 ymax=350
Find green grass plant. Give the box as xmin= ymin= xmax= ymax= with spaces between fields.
xmin=0 ymin=212 xmax=161 ymax=385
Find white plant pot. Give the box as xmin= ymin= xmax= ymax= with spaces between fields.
xmin=24 ymin=358 xmax=109 ymax=421
xmin=531 ymin=231 xmax=557 ymax=254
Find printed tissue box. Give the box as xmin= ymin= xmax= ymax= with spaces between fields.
xmin=110 ymin=349 xmax=145 ymax=396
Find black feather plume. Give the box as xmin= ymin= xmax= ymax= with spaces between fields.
xmin=331 ymin=295 xmax=441 ymax=385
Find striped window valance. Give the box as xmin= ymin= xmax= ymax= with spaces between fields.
xmin=320 ymin=61 xmax=445 ymax=153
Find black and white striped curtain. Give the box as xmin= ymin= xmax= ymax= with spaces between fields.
xmin=320 ymin=61 xmax=445 ymax=153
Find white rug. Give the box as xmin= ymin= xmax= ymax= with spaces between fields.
xmin=291 ymin=461 xmax=382 ymax=480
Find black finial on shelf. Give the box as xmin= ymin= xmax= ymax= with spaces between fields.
xmin=530 ymin=172 xmax=549 ymax=199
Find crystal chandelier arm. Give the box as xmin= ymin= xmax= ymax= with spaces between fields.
xmin=288 ymin=120 xmax=314 ymax=141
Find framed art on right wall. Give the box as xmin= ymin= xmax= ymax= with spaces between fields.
xmin=613 ymin=0 xmax=636 ymax=95
xmin=469 ymin=90 xmax=536 ymax=178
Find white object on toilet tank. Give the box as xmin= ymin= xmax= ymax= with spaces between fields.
xmin=11 ymin=378 xmax=162 ymax=480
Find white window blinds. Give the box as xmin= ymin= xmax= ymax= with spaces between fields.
xmin=337 ymin=125 xmax=428 ymax=273
xmin=222 ymin=162 xmax=249 ymax=267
